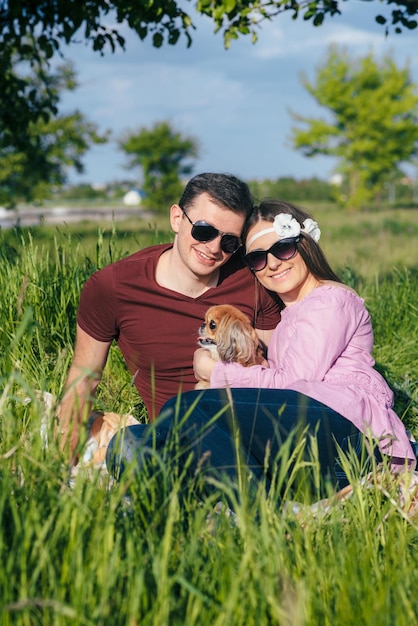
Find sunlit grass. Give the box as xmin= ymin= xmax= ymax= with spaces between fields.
xmin=3 ymin=205 xmax=418 ymax=279
xmin=1 ymin=209 xmax=418 ymax=624
xmin=1 ymin=389 xmax=417 ymax=625
xmin=311 ymin=206 xmax=418 ymax=279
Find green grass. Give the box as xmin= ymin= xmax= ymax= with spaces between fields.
xmin=1 ymin=208 xmax=418 ymax=625
xmin=3 ymin=203 xmax=418 ymax=278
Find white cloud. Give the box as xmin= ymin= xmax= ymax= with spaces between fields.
xmin=251 ymin=16 xmax=404 ymax=61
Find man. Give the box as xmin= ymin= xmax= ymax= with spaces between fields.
xmin=58 ymin=173 xmax=281 ymax=456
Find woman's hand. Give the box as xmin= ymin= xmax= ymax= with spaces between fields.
xmin=193 ymin=348 xmax=216 ymax=385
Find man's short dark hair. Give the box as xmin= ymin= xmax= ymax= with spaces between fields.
xmin=178 ymin=173 xmax=253 ymax=218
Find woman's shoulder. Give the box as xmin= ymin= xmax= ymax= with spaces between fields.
xmin=307 ymin=281 xmax=364 ymax=309
xmin=320 ymin=280 xmax=358 ymax=295
xmin=308 ymin=280 xmax=364 ymax=312
xmin=289 ymin=282 xmax=368 ymax=329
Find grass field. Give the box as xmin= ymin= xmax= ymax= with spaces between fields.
xmin=1 ymin=205 xmax=418 ymax=625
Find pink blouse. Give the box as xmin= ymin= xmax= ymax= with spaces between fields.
xmin=210 ymin=285 xmax=415 ymax=465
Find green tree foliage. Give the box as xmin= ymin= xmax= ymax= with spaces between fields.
xmin=197 ymin=0 xmax=418 ymax=41
xmin=0 ymin=53 xmax=108 ymax=207
xmin=290 ymin=47 xmax=418 ymax=209
xmin=118 ymin=121 xmax=199 ymax=211
xmin=1 ymin=1 xmax=417 ymax=158
xmin=2 ymin=2 xmax=417 ymax=57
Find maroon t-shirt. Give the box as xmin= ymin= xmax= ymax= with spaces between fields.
xmin=77 ymin=244 xmax=281 ymax=419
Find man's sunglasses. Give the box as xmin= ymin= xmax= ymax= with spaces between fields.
xmin=244 ymin=237 xmax=300 ymax=272
xmin=181 ymin=208 xmax=242 ymax=254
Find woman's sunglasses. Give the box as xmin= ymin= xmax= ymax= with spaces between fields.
xmin=181 ymin=208 xmax=242 ymax=254
xmin=244 ymin=237 xmax=300 ymax=272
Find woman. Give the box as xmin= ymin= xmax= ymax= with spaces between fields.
xmin=108 ymin=200 xmax=416 ymax=492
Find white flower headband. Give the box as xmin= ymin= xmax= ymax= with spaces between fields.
xmin=246 ymin=213 xmax=321 ymax=249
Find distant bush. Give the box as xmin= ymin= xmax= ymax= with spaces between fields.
xmin=248 ymin=176 xmax=335 ymax=204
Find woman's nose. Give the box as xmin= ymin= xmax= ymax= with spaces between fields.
xmin=267 ymin=251 xmax=282 ymax=268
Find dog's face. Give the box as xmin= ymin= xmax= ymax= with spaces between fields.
xmin=198 ymin=304 xmax=265 ymax=367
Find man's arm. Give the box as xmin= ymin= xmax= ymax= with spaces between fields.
xmin=57 ymin=324 xmax=111 ymax=460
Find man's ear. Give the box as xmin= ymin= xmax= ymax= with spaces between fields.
xmin=170 ymin=204 xmax=183 ymax=233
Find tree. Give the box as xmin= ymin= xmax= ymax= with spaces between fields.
xmin=118 ymin=121 xmax=199 ymax=211
xmin=0 ymin=52 xmax=108 ymax=207
xmin=2 ymin=2 xmax=417 ymax=57
xmin=290 ymin=47 xmax=418 ymax=209
xmin=1 ymin=1 xmax=418 ymax=156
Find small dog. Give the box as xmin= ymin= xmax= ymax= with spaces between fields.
xmin=195 ymin=304 xmax=266 ymax=389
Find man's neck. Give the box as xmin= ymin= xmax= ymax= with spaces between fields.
xmin=155 ymin=247 xmax=220 ymax=298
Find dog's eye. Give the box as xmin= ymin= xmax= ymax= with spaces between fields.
xmin=209 ymin=320 xmax=217 ymax=330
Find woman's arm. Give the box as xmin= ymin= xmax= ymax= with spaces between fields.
xmin=209 ymin=290 xmax=368 ymax=389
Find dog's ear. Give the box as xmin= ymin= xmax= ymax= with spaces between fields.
xmin=216 ymin=317 xmax=261 ymax=366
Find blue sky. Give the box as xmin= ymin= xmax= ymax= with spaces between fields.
xmin=60 ymin=0 xmax=418 ymax=187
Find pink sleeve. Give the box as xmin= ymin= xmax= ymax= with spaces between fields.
xmin=210 ymin=293 xmax=369 ymax=388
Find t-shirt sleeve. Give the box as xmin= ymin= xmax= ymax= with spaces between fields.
xmin=211 ymin=291 xmax=367 ymax=388
xmin=77 ymin=267 xmax=119 ymax=342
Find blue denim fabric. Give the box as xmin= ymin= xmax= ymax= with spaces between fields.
xmin=107 ymin=388 xmax=375 ymax=491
